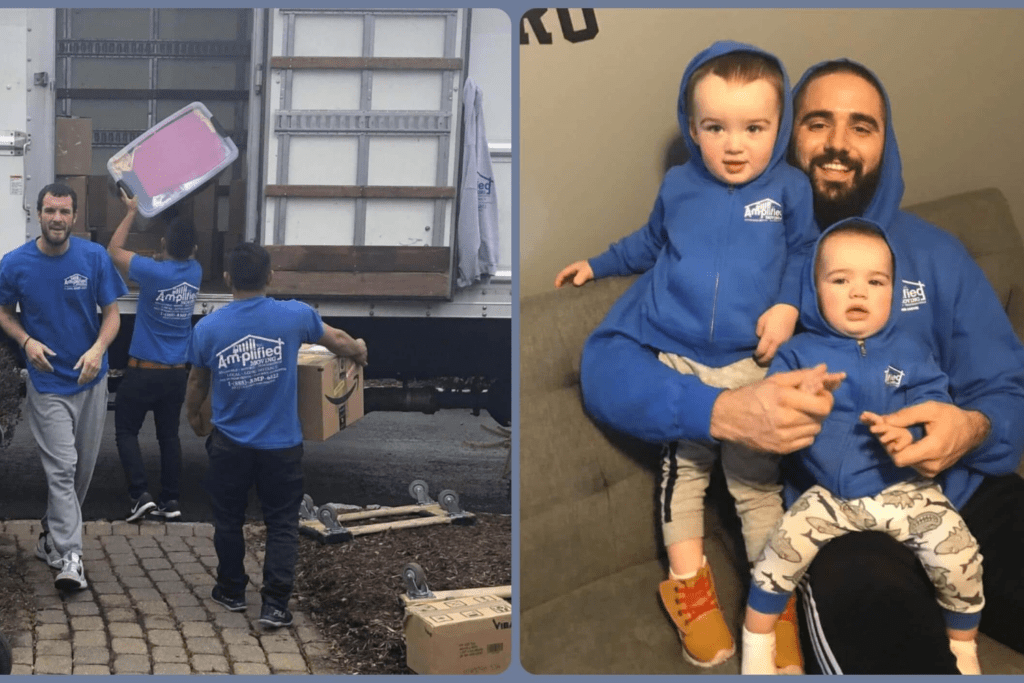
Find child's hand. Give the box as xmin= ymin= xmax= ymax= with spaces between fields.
xmin=860 ymin=411 xmax=914 ymax=457
xmin=555 ymin=260 xmax=595 ymax=288
xmin=754 ymin=304 xmax=799 ymax=367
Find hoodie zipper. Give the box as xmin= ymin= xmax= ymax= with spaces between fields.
xmin=709 ymin=187 xmax=734 ymax=342
xmin=836 ymin=337 xmax=869 ymax=499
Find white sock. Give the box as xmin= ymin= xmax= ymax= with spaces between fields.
xmin=949 ymin=638 xmax=980 ymax=675
xmin=669 ymin=556 xmax=706 ymax=581
xmin=741 ymin=626 xmax=777 ymax=675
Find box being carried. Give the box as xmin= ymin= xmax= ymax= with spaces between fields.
xmin=106 ymin=102 xmax=238 ymax=217
xmin=404 ymin=594 xmax=512 ymax=675
xmin=297 ymin=344 xmax=364 ymax=441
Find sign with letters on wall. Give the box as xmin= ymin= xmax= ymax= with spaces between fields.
xmin=520 ymin=9 xmax=599 ymax=44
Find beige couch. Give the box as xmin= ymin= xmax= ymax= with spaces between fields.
xmin=520 ymin=188 xmax=1024 ymax=674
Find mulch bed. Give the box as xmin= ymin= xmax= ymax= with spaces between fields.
xmin=271 ymin=512 xmax=510 ymax=674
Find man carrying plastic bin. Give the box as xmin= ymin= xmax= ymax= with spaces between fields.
xmin=184 ymin=242 xmax=367 ymax=628
xmin=107 ymin=190 xmax=201 ymax=522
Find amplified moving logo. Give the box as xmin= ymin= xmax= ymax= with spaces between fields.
xmin=743 ymin=198 xmax=783 ymax=223
xmin=154 ymin=281 xmax=199 ymax=320
xmin=64 ymin=273 xmax=88 ymax=291
xmin=156 ymin=281 xmax=198 ymax=305
xmin=216 ymin=335 xmax=285 ymax=389
xmin=901 ymin=280 xmax=927 ymax=311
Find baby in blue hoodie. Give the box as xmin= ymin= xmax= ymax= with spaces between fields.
xmin=556 ymin=41 xmax=817 ymax=672
xmin=741 ymin=220 xmax=983 ymax=675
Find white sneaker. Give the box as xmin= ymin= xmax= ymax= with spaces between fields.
xmin=34 ymin=531 xmax=62 ymax=569
xmin=55 ymin=552 xmax=87 ymax=591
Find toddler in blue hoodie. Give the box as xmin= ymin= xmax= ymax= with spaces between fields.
xmin=556 ymin=41 xmax=816 ymax=671
xmin=741 ymin=219 xmax=983 ymax=675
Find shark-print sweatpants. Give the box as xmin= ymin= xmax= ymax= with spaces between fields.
xmin=657 ymin=353 xmax=783 ymax=562
xmin=749 ymin=478 xmax=984 ymax=631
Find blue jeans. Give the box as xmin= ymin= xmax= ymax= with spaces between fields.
xmin=114 ymin=366 xmax=188 ymax=503
xmin=204 ymin=428 xmax=304 ymax=609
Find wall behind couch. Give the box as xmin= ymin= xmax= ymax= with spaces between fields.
xmin=520 ymin=8 xmax=1024 ymax=298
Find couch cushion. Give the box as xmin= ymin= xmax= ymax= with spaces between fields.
xmin=520 ymin=276 xmax=638 ymax=395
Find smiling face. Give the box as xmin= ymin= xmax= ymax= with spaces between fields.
xmin=815 ymin=229 xmax=893 ymax=340
xmin=689 ymin=74 xmax=780 ymax=186
xmin=792 ymin=71 xmax=885 ymax=218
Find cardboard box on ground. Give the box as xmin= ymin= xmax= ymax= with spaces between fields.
xmin=297 ymin=344 xmax=364 ymax=441
xmin=404 ymin=594 xmax=512 ymax=675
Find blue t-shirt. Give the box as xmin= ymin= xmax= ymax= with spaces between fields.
xmin=129 ymin=255 xmax=202 ymax=365
xmin=187 ymin=296 xmax=325 ymax=449
xmin=0 ymin=236 xmax=128 ymax=394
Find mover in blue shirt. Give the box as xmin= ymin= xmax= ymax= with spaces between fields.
xmin=0 ymin=182 xmax=128 ymax=591
xmin=184 ymin=242 xmax=367 ymax=629
xmin=107 ymin=191 xmax=202 ymax=522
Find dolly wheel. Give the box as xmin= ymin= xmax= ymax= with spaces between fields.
xmin=438 ymin=489 xmax=461 ymax=514
xmin=403 ymin=562 xmax=434 ymax=600
xmin=409 ymin=479 xmax=431 ymax=504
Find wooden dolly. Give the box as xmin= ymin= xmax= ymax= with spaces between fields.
xmin=400 ymin=562 xmax=511 ymax=606
xmin=299 ymin=480 xmax=476 ymax=544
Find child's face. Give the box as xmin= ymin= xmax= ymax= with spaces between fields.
xmin=689 ymin=74 xmax=780 ymax=186
xmin=816 ymin=231 xmax=893 ymax=340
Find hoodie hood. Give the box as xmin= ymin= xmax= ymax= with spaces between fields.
xmin=678 ymin=40 xmax=793 ymax=184
xmin=801 ymin=217 xmax=901 ymax=342
xmin=790 ymin=59 xmax=904 ymax=230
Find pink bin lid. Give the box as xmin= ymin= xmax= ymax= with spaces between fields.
xmin=132 ymin=109 xmax=231 ymax=199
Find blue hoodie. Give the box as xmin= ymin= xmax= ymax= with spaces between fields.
xmin=584 ymin=41 xmax=816 ymax=369
xmin=788 ymin=59 xmax=1024 ymax=508
xmin=769 ymin=219 xmax=950 ymax=504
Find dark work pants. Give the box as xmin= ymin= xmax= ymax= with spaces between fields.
xmin=114 ymin=366 xmax=188 ymax=504
xmin=797 ymin=473 xmax=1024 ymax=674
xmin=204 ymin=429 xmax=304 ymax=609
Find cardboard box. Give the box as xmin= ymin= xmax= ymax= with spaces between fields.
xmin=55 ymin=117 xmax=92 ymax=176
xmin=404 ymin=595 xmax=512 ymax=675
xmin=56 ymin=175 xmax=88 ymax=233
xmin=297 ymin=344 xmax=364 ymax=441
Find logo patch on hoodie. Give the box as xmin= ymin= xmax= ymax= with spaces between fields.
xmin=901 ymin=280 xmax=927 ymax=311
xmin=884 ymin=365 xmax=905 ymax=388
xmin=743 ymin=199 xmax=782 ymax=223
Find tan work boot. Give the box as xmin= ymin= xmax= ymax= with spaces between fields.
xmin=658 ymin=561 xmax=735 ymax=667
xmin=774 ymin=594 xmax=804 ymax=674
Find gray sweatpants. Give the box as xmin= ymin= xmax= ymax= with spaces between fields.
xmin=752 ymin=479 xmax=984 ymax=625
xmin=27 ymin=378 xmax=108 ymax=559
xmin=657 ymin=353 xmax=783 ymax=562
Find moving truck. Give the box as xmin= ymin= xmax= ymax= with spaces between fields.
xmin=0 ymin=8 xmax=512 ymax=424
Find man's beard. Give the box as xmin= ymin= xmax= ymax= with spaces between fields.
xmin=41 ymin=225 xmax=70 ymax=248
xmin=792 ymin=149 xmax=882 ymax=229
